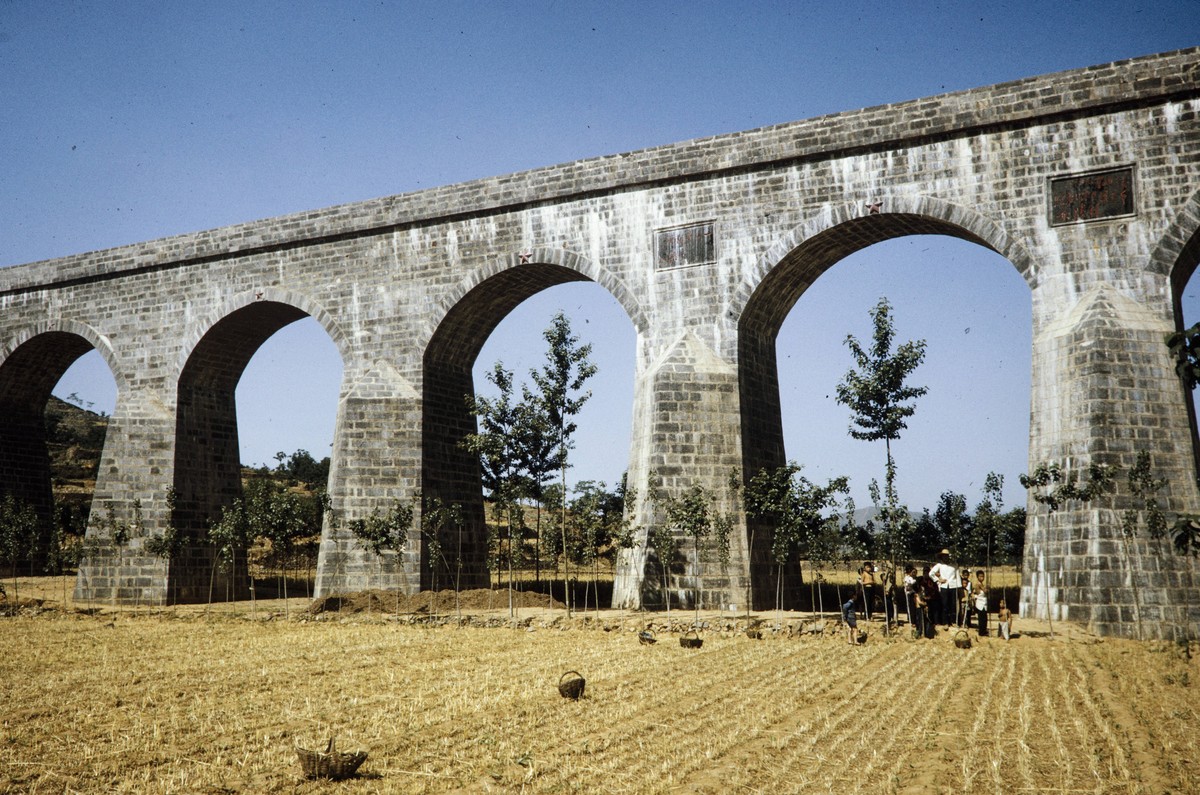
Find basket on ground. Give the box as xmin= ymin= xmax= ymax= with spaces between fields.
xmin=638 ymin=629 xmax=657 ymax=645
xmin=680 ymin=630 xmax=703 ymax=649
xmin=558 ymin=670 xmax=586 ymax=700
xmin=745 ymin=628 xmax=763 ymax=640
xmin=954 ymin=629 xmax=972 ymax=649
xmin=296 ymin=737 xmax=367 ymax=781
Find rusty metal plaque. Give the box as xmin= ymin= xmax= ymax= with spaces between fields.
xmin=1050 ymin=167 xmax=1135 ymax=225
xmin=655 ymin=222 xmax=714 ymax=269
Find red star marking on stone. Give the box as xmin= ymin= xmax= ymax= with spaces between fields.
xmin=866 ymin=202 xmax=883 ymax=215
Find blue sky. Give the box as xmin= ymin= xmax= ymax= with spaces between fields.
xmin=2 ymin=2 xmax=1196 ymax=512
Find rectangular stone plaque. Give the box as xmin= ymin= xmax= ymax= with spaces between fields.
xmin=1050 ymin=167 xmax=1135 ymax=225
xmin=655 ymin=222 xmax=714 ymax=269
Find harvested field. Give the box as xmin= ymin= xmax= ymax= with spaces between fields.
xmin=1 ymin=588 xmax=1197 ymax=793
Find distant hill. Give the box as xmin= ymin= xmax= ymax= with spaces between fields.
xmin=44 ymin=396 xmax=109 ymax=523
xmin=45 ymin=395 xmax=108 ymax=481
xmin=42 ymin=399 xmax=330 ymax=517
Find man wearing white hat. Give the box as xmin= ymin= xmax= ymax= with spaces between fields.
xmin=928 ymin=549 xmax=962 ymax=629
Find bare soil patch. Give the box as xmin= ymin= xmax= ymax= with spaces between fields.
xmin=308 ymin=587 xmax=564 ymax=616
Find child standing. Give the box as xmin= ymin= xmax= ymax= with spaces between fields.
xmin=973 ymin=570 xmax=989 ymax=637
xmin=997 ymin=599 xmax=1013 ymax=640
xmin=842 ymin=593 xmax=860 ymax=645
xmin=962 ymin=569 xmax=973 ymax=629
xmin=859 ymin=562 xmax=877 ymax=621
xmin=903 ymin=565 xmax=920 ymax=635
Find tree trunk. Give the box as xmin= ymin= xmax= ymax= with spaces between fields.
xmin=507 ymin=511 xmax=514 ymax=618
xmin=560 ymin=462 xmax=570 ymax=616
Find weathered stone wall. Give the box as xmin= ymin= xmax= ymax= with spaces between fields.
xmin=0 ymin=48 xmax=1197 ymax=635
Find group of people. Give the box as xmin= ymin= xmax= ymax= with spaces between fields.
xmin=841 ymin=549 xmax=1013 ymax=645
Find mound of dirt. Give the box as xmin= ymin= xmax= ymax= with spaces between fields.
xmin=0 ymin=595 xmax=47 ymax=616
xmin=307 ymin=588 xmax=564 ymax=615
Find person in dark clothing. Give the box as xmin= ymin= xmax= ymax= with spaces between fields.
xmin=842 ymin=592 xmax=861 ymax=645
xmin=916 ymin=565 xmax=938 ymax=638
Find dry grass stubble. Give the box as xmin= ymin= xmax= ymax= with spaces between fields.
xmin=1 ymin=603 xmax=1197 ymax=794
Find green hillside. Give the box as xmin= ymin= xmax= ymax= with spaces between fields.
xmin=44 ymin=396 xmax=107 ymax=522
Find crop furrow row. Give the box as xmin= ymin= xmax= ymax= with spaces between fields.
xmin=951 ymin=644 xmax=1008 ymax=792
xmin=1066 ymin=659 xmax=1137 ymax=791
xmin=982 ymin=646 xmax=1020 ymax=795
xmin=379 ymin=646 xmax=791 ymax=788
xmin=1010 ymin=646 xmax=1041 ymax=793
xmin=749 ymin=648 xmax=926 ymax=790
xmin=547 ymin=641 xmax=876 ymax=791
xmin=835 ymin=657 xmax=952 ymax=788
xmin=1056 ymin=645 xmax=1135 ymax=792
xmin=811 ymin=644 xmax=970 ymax=790
xmin=1028 ymin=647 xmax=1072 ymax=791
xmin=545 ymin=647 xmax=836 ymax=789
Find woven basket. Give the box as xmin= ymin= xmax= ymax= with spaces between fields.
xmin=296 ymin=737 xmax=367 ymax=780
xmin=638 ymin=629 xmax=657 ymax=645
xmin=954 ymin=629 xmax=973 ymax=649
xmin=558 ymin=670 xmax=586 ymax=700
xmin=679 ymin=630 xmax=703 ymax=649
xmin=745 ymin=628 xmax=763 ymax=640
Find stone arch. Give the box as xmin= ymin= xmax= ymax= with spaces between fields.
xmin=419 ymin=246 xmax=647 ymax=356
xmin=0 ymin=319 xmax=122 ymax=561
xmin=732 ymin=197 xmax=1035 ymax=336
xmin=170 ymin=289 xmax=348 ymax=601
xmin=0 ymin=318 xmax=122 ymax=391
xmin=418 ymin=247 xmax=642 ymax=591
xmin=731 ymin=199 xmax=1035 ymax=603
xmin=1152 ymin=187 xmax=1200 ymax=480
xmin=174 ymin=286 xmax=352 ymax=383
xmin=1151 ymin=186 xmax=1200 ymax=314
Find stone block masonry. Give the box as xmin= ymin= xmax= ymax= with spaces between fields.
xmin=1 ymin=48 xmax=1199 ymax=637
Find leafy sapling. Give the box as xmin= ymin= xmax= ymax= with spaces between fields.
xmin=349 ymin=499 xmax=414 ymax=615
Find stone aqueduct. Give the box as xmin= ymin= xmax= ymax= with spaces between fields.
xmin=2 ymin=49 xmax=1199 ymax=636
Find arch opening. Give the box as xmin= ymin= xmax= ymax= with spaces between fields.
xmin=739 ymin=212 xmax=1032 ymax=610
xmin=173 ymin=301 xmax=342 ymax=602
xmin=423 ymin=261 xmax=636 ymax=602
xmin=0 ymin=333 xmax=117 ymax=577
xmin=1169 ymin=220 xmax=1200 ymax=482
